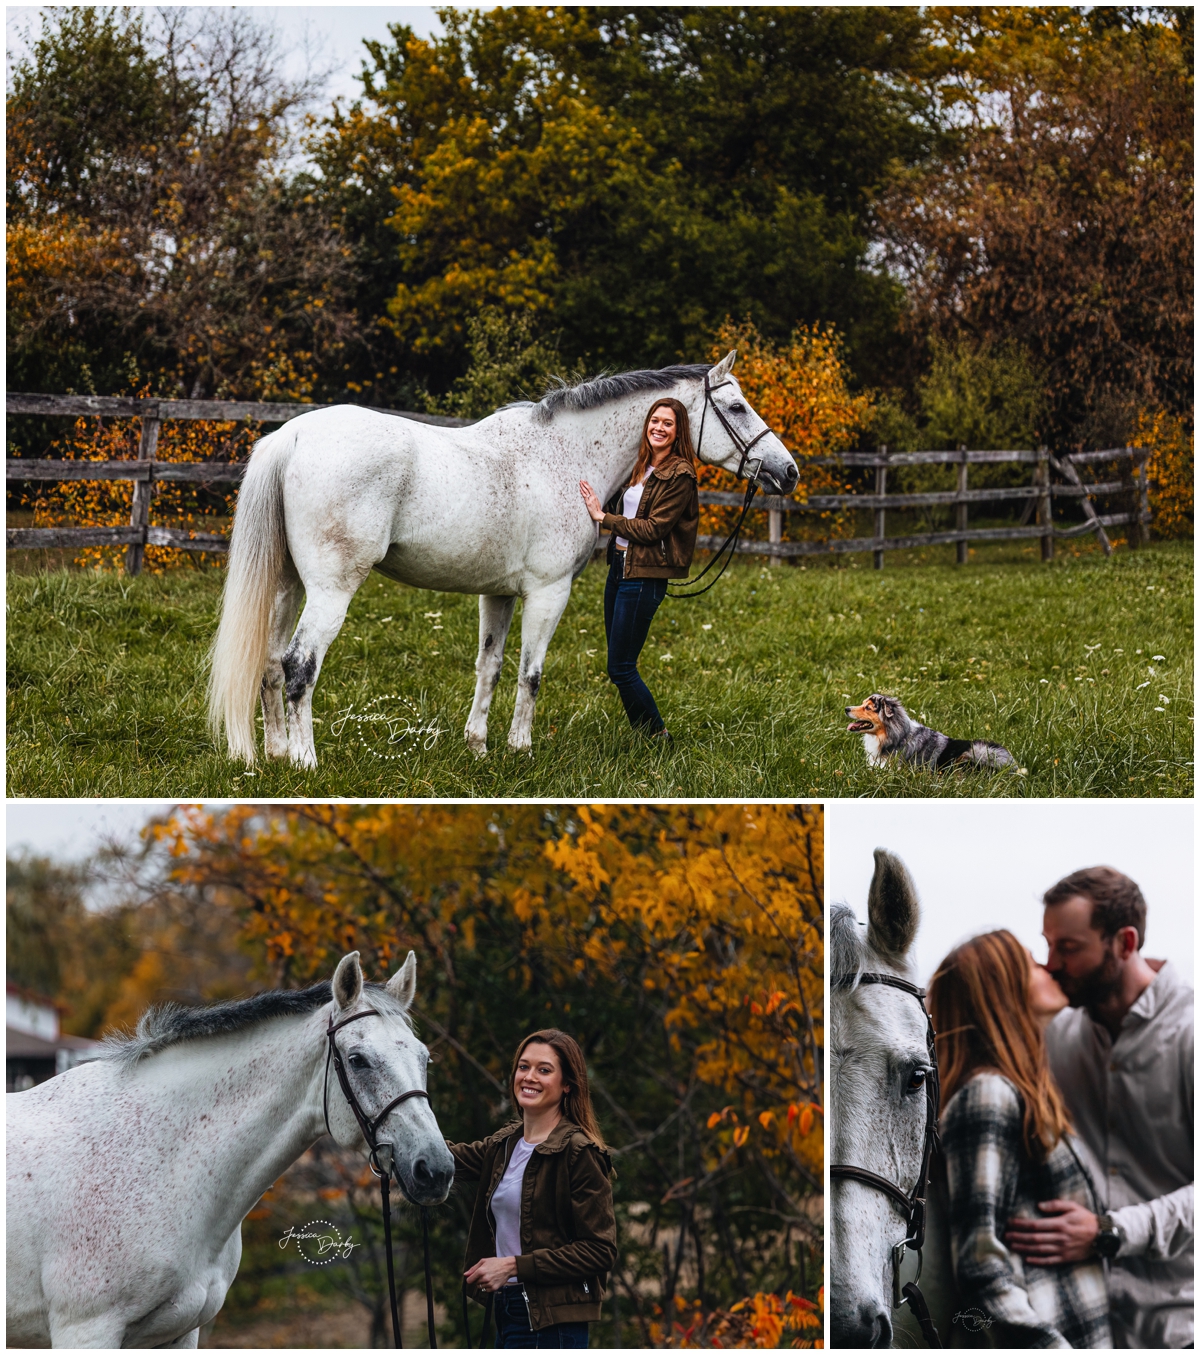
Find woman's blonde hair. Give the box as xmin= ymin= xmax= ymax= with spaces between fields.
xmin=510 ymin=1028 xmax=606 ymax=1148
xmin=928 ymin=929 xmax=1072 ymax=1157
xmin=628 ymin=397 xmax=696 ymax=487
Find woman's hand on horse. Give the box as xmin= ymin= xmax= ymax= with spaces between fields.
xmin=464 ymin=1256 xmax=519 ymax=1291
xmin=579 ymin=480 xmax=605 ymax=522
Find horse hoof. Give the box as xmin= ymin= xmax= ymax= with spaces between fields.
xmin=289 ymin=751 xmax=318 ymax=771
xmin=506 ymin=736 xmax=533 ymax=754
xmin=466 ymin=734 xmax=488 ymax=759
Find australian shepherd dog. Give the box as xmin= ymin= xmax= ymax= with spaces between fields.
xmin=845 ymin=693 xmax=1016 ymax=771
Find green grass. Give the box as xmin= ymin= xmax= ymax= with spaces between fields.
xmin=6 ymin=540 xmax=1193 ymax=798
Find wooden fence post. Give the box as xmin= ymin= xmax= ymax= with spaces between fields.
xmin=874 ymin=445 xmax=887 ymax=570
xmin=956 ymin=445 xmax=969 ymax=565
xmin=1037 ymin=447 xmax=1054 ymax=562
xmin=1128 ymin=446 xmax=1151 ymax=549
xmin=768 ymin=502 xmax=782 ymax=566
xmin=125 ymin=401 xmax=160 ymax=575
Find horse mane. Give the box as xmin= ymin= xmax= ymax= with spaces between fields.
xmin=830 ymin=903 xmax=877 ymax=991
xmin=99 ymin=980 xmax=411 ymax=1071
xmin=508 ymin=363 xmax=713 ymax=423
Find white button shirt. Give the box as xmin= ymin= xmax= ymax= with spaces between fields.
xmin=1046 ymin=961 xmax=1194 ymax=1349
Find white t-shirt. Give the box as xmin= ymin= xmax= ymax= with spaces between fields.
xmin=491 ymin=1135 xmax=537 ymax=1280
xmin=616 ymin=473 xmax=650 ymax=549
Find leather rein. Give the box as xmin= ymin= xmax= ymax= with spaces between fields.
xmin=667 ymin=371 xmax=776 ymax=600
xmin=324 ymin=1008 xmax=438 ymax=1349
xmin=830 ymin=973 xmax=944 ymax=1349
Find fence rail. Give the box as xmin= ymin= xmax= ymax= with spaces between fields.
xmin=6 ymin=393 xmax=470 ymax=572
xmin=7 ymin=394 xmax=1152 ymax=569
xmin=697 ymin=444 xmax=1150 ymax=566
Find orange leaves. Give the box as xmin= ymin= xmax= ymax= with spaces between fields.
xmin=732 ymin=1125 xmax=750 ymax=1149
xmin=700 ymin=319 xmax=870 ymax=543
xmin=650 ymin=1291 xmax=822 ymax=1348
xmin=1136 ymin=408 xmax=1193 ymax=541
xmin=25 ymin=402 xmax=258 ymax=572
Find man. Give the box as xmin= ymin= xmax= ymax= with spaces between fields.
xmin=1004 ymin=866 xmax=1193 ymax=1348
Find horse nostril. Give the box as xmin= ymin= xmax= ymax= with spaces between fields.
xmin=413 ymin=1156 xmax=434 ymax=1185
xmin=784 ymin=464 xmax=798 ymax=489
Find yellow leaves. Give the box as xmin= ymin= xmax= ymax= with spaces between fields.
xmin=732 ymin=1125 xmax=750 ymax=1148
xmin=1136 ymin=407 xmax=1192 ymax=541
xmin=706 ymin=1111 xmax=722 ymax=1130
xmin=757 ymin=1111 xmax=774 ymax=1130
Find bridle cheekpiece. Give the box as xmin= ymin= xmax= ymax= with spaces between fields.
xmin=830 ymin=972 xmax=944 ymax=1348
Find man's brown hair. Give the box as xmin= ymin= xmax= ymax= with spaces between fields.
xmin=1042 ymin=866 xmax=1146 ymax=948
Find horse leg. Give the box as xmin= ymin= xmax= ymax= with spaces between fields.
xmin=282 ymin=582 xmax=362 ymax=770
xmin=48 ymin=1312 xmax=128 ymax=1348
xmin=507 ymin=578 xmax=572 ymax=752
xmin=465 ymin=594 xmax=517 ymax=757
xmin=260 ymin=561 xmax=303 ymax=761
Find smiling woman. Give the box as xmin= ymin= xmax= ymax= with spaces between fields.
xmin=445 ymin=1029 xmax=616 ymax=1349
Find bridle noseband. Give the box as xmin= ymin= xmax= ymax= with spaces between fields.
xmin=324 ymin=1007 xmax=437 ymax=1349
xmin=830 ymin=973 xmax=944 ymax=1348
xmin=668 ymin=371 xmax=780 ymax=600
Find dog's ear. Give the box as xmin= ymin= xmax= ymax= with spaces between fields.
xmin=866 ymin=849 xmax=920 ymax=964
xmin=878 ymin=695 xmax=897 ymax=719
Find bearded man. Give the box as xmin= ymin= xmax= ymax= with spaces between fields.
xmin=1004 ymin=866 xmax=1193 ymax=1348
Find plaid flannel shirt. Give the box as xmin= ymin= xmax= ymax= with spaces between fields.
xmin=942 ymin=1073 xmax=1112 ymax=1349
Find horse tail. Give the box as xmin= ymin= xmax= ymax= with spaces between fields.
xmin=207 ymin=425 xmax=292 ymax=761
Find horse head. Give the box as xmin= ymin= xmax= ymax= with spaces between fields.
xmin=830 ymin=851 xmax=933 ymax=1348
xmin=694 ymin=350 xmax=799 ymax=496
xmin=325 ymin=950 xmax=455 ymax=1207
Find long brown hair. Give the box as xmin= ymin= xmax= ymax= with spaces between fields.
xmin=928 ymin=929 xmax=1071 ymax=1157
xmin=510 ymin=1028 xmax=606 ymax=1147
xmin=628 ymin=397 xmax=696 ymax=487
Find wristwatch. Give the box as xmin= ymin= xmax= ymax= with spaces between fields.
xmin=1094 ymin=1212 xmax=1122 ymax=1260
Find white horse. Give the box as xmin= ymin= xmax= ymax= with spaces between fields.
xmin=829 ymin=851 xmax=936 ymax=1349
xmin=207 ymin=350 xmax=798 ymax=767
xmin=6 ymin=951 xmax=453 ymax=1348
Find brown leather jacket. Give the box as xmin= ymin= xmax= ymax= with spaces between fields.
xmin=602 ymin=455 xmax=699 ymax=579
xmin=448 ymin=1119 xmax=617 ymax=1330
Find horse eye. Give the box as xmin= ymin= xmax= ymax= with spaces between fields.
xmin=729 ymin=402 xmax=746 ymax=414
xmin=907 ymin=1069 xmax=927 ymax=1093
xmin=348 ymin=1053 xmax=369 ymax=1070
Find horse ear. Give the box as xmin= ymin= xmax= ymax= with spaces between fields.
xmin=332 ymin=951 xmax=364 ymax=1012
xmin=386 ymin=951 xmax=418 ymax=1013
xmin=710 ymin=349 xmax=737 ymax=382
xmin=866 ymin=849 xmax=920 ymax=964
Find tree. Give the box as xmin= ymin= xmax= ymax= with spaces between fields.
xmin=128 ymin=802 xmax=824 ymax=1342
xmin=307 ymin=6 xmax=939 ymax=395
xmin=878 ymin=7 xmax=1193 ymax=447
xmin=7 ymin=7 xmax=359 ymax=404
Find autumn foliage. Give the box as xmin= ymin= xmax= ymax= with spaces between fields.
xmin=27 ymin=804 xmax=823 ymax=1341
xmin=19 ymin=400 xmax=257 ymax=572
xmin=700 ymin=319 xmax=871 ymax=544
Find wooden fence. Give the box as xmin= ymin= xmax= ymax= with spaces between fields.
xmin=696 ymin=445 xmax=1152 ymax=567
xmin=5 ymin=394 xmax=469 ymax=574
xmin=8 ymin=395 xmax=1150 ymax=572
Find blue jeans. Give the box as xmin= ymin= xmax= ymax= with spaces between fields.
xmin=494 ymin=1285 xmax=589 ymax=1348
xmin=604 ymin=553 xmax=668 ymax=732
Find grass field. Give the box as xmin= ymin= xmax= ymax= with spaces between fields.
xmin=6 ymin=539 xmax=1192 ymax=798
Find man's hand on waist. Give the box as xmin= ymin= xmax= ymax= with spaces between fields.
xmin=1004 ymin=1199 xmax=1101 ymax=1265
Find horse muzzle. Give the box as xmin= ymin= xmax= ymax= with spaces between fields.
xmin=396 ymin=1150 xmax=455 ymax=1206
xmin=754 ymin=448 xmax=799 ymax=496
xmin=831 ymin=1302 xmax=893 ymax=1349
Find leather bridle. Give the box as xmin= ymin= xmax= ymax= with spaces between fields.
xmin=830 ymin=973 xmax=944 ymax=1348
xmin=324 ymin=1007 xmax=438 ymax=1349
xmin=668 ymin=371 xmax=779 ymax=600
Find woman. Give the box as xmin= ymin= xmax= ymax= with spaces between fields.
xmin=579 ymin=398 xmax=699 ymax=740
xmin=928 ymin=930 xmax=1111 ymax=1348
xmin=447 ymin=1029 xmax=617 ymax=1349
